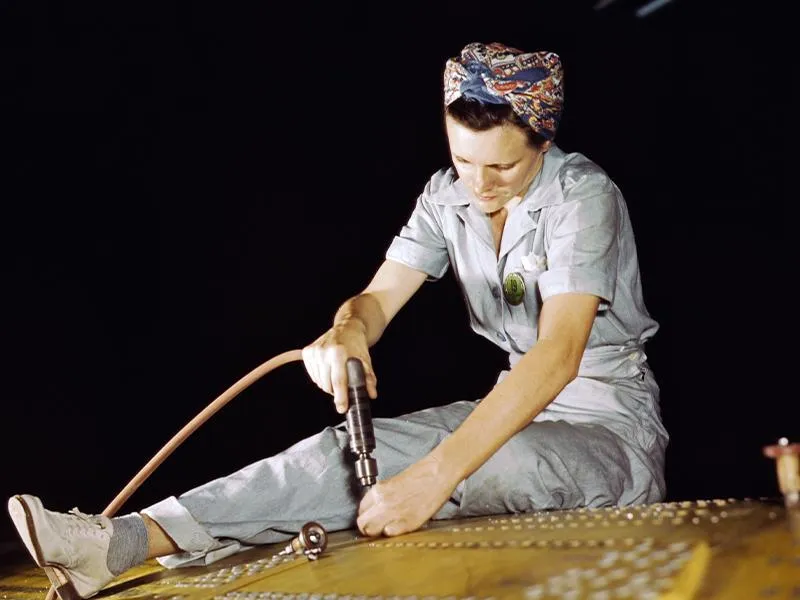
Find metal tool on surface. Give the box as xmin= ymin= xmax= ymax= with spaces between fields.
xmin=345 ymin=357 xmax=378 ymax=489
xmin=278 ymin=521 xmax=329 ymax=560
xmin=764 ymin=436 xmax=800 ymax=542
xmin=764 ymin=437 xmax=800 ymax=509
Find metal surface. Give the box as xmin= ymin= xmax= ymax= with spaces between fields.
xmin=1 ymin=498 xmax=798 ymax=600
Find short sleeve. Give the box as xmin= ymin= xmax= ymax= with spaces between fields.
xmin=385 ymin=180 xmax=451 ymax=281
xmin=538 ymin=172 xmax=620 ymax=307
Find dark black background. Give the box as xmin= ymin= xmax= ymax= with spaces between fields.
xmin=1 ymin=0 xmax=793 ymax=549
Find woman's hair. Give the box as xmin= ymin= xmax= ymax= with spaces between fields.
xmin=445 ymin=97 xmax=550 ymax=150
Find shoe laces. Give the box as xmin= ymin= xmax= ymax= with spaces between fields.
xmin=64 ymin=508 xmax=108 ymax=539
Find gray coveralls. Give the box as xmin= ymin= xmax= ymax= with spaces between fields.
xmin=142 ymin=146 xmax=669 ymax=567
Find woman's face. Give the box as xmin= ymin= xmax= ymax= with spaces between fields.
xmin=445 ymin=115 xmax=550 ymax=214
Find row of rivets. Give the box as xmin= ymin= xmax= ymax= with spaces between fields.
xmin=464 ymin=509 xmax=737 ymax=533
xmin=488 ymin=499 xmax=743 ymax=527
xmin=164 ymin=554 xmax=295 ymax=588
xmin=489 ymin=498 xmax=736 ymax=523
xmin=370 ymin=537 xmax=661 ymax=551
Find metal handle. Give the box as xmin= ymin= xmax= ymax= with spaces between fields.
xmin=345 ymin=358 xmax=378 ymax=487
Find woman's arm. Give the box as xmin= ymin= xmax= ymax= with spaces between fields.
xmin=357 ymin=291 xmax=600 ymax=536
xmin=303 ymin=259 xmax=427 ymax=412
xmin=429 ymin=292 xmax=600 ymax=486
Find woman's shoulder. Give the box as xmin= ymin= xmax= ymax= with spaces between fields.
xmin=424 ymin=167 xmax=458 ymax=195
xmin=420 ymin=167 xmax=468 ymax=207
xmin=548 ymin=147 xmax=615 ymax=199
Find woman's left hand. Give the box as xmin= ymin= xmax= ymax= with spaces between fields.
xmin=356 ymin=455 xmax=458 ymax=537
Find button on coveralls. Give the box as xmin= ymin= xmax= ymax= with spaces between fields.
xmin=142 ymin=146 xmax=669 ymax=567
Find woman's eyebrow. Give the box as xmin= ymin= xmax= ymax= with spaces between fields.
xmin=453 ymin=155 xmax=518 ymax=167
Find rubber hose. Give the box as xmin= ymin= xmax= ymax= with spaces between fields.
xmin=44 ymin=348 xmax=304 ymax=600
xmin=104 ymin=349 xmax=303 ymax=516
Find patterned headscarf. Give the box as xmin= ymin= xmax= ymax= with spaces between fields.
xmin=444 ymin=42 xmax=564 ymax=140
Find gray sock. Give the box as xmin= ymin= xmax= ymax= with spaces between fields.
xmin=107 ymin=513 xmax=149 ymax=575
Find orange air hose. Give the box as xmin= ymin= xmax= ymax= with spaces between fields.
xmin=104 ymin=348 xmax=304 ymax=516
xmin=44 ymin=348 xmax=304 ymax=600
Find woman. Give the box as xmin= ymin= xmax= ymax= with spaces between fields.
xmin=8 ymin=41 xmax=668 ymax=600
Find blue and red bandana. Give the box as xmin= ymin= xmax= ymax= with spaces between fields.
xmin=444 ymin=42 xmax=564 ymax=140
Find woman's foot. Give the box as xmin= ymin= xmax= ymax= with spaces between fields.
xmin=7 ymin=494 xmax=116 ymax=599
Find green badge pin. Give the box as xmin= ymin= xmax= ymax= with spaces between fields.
xmin=503 ymin=272 xmax=526 ymax=305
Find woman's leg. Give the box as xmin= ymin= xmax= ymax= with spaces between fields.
xmin=141 ymin=400 xmax=476 ymax=566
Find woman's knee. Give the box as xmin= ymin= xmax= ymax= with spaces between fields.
xmin=458 ymin=422 xmax=635 ymax=515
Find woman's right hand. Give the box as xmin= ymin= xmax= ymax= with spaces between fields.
xmin=302 ymin=319 xmax=378 ymax=414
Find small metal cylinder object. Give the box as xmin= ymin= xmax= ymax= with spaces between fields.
xmin=345 ymin=357 xmax=378 ymax=488
xmin=764 ymin=437 xmax=800 ymax=508
xmin=281 ymin=521 xmax=329 ymax=560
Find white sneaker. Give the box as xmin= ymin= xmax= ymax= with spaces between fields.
xmin=7 ymin=494 xmax=116 ymax=600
